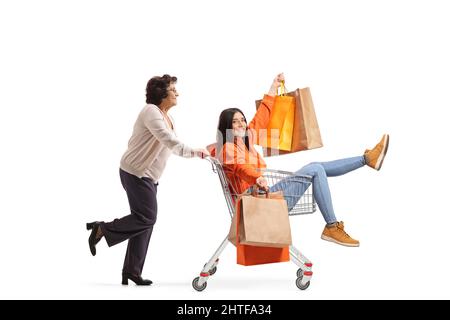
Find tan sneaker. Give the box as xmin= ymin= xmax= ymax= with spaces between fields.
xmin=321 ymin=221 xmax=360 ymax=247
xmin=364 ymin=134 xmax=389 ymax=170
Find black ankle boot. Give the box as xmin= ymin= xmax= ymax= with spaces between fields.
xmin=122 ymin=273 xmax=152 ymax=286
xmin=86 ymin=222 xmax=102 ymax=256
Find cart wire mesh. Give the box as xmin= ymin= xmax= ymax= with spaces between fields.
xmin=206 ymin=157 xmax=316 ymax=217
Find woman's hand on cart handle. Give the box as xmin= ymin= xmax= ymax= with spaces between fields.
xmin=194 ymin=148 xmax=210 ymax=159
xmin=256 ymin=176 xmax=269 ymax=192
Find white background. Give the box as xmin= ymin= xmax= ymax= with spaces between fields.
xmin=1 ymin=0 xmax=449 ymax=300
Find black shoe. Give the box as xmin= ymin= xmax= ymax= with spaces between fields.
xmin=122 ymin=273 xmax=153 ymax=286
xmin=86 ymin=222 xmax=102 ymax=256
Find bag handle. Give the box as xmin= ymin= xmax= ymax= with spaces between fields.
xmin=251 ymin=185 xmax=269 ymax=198
xmin=278 ymin=80 xmax=287 ymax=96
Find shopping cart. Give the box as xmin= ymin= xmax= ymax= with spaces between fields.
xmin=192 ymin=156 xmax=317 ymax=291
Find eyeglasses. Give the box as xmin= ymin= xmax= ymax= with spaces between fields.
xmin=167 ymin=88 xmax=178 ymax=94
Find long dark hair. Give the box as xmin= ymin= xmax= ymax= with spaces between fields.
xmin=217 ymin=108 xmax=250 ymax=150
xmin=146 ymin=74 xmax=177 ymax=105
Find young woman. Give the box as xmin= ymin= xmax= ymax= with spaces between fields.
xmin=213 ymin=73 xmax=389 ymax=247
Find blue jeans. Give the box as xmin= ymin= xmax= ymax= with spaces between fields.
xmin=269 ymin=156 xmax=366 ymax=224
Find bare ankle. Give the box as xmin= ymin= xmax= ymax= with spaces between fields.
xmin=96 ymin=226 xmax=103 ymax=239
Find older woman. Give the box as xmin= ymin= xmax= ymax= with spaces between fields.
xmin=213 ymin=73 xmax=389 ymax=247
xmin=87 ymin=74 xmax=208 ymax=285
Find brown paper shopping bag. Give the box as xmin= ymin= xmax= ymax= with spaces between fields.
xmin=256 ymin=86 xmax=323 ymax=157
xmin=228 ymin=191 xmax=291 ymax=248
xmin=229 ymin=193 xmax=290 ymax=266
xmin=228 ymin=191 xmax=283 ymax=246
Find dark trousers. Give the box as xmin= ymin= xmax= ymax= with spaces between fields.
xmin=100 ymin=169 xmax=158 ymax=276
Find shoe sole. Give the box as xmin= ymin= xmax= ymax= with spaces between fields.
xmin=374 ymin=134 xmax=389 ymax=170
xmin=321 ymin=235 xmax=360 ymax=247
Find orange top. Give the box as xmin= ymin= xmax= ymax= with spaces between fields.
xmin=210 ymin=95 xmax=275 ymax=194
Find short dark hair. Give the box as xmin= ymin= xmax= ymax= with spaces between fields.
xmin=217 ymin=108 xmax=250 ymax=150
xmin=146 ymin=74 xmax=177 ymax=105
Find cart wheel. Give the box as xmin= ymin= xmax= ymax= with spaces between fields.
xmin=296 ymin=277 xmax=310 ymax=290
xmin=296 ymin=268 xmax=303 ymax=279
xmin=209 ymin=266 xmax=217 ymax=275
xmin=192 ymin=277 xmax=207 ymax=292
xmin=203 ymin=263 xmax=217 ymax=276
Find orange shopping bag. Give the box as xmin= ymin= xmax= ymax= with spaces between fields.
xmin=257 ymin=82 xmax=295 ymax=151
xmin=256 ymin=85 xmax=323 ymax=156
